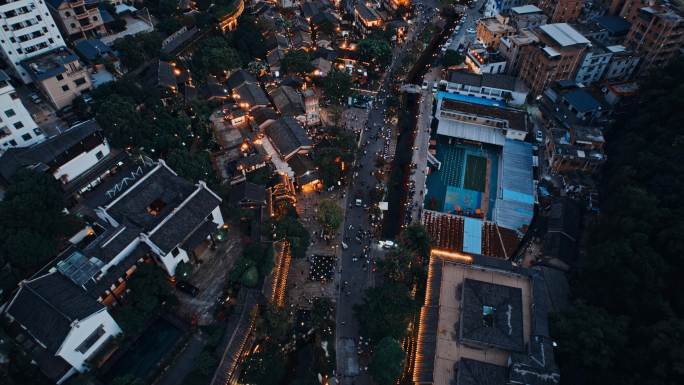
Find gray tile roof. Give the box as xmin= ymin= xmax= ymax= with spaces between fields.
xmin=460 ymin=279 xmax=525 ymax=352
xmin=270 ymin=85 xmax=305 ymax=116
xmin=6 ymin=272 xmax=103 ymax=352
xmin=265 ymin=117 xmax=312 ymax=158
xmin=455 ymin=358 xmax=507 ymax=385
xmin=229 ymin=181 xmax=267 ymax=206
xmin=227 ymin=69 xmax=258 ymax=90
xmin=0 ymin=120 xmax=104 ymax=182
xmin=148 ymin=187 xmax=221 ymax=253
xmin=235 ymin=83 xmax=270 ymax=107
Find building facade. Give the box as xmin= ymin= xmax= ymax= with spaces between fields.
xmin=22 ymin=47 xmax=92 ymax=109
xmin=0 ymin=70 xmax=43 ymax=151
xmin=623 ymin=4 xmax=684 ymax=75
xmin=574 ymin=42 xmax=613 ymax=84
xmin=536 ymin=0 xmax=583 ymax=23
xmin=46 ymin=0 xmax=106 ymax=40
xmin=0 ymin=0 xmax=66 ymax=83
xmin=518 ymin=23 xmax=590 ymax=95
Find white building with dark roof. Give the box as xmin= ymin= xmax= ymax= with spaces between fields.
xmin=443 ymin=70 xmax=529 ymax=106
xmin=0 ymin=70 xmax=44 ymax=151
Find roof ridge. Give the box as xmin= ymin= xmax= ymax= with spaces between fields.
xmin=23 ymin=274 xmax=74 ymax=323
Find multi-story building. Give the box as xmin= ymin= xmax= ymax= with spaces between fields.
xmin=508 ymin=4 xmax=547 ymax=29
xmin=0 ymin=0 xmax=66 ymax=83
xmin=483 ymin=0 xmax=530 ymax=17
xmin=46 ymin=0 xmax=106 ymax=40
xmin=499 ymin=28 xmax=539 ymax=75
xmin=476 ymin=17 xmax=515 ymax=49
xmin=602 ymin=45 xmax=640 ymax=81
xmin=465 ymin=46 xmax=507 ymax=74
xmin=22 ymin=47 xmax=92 ymax=109
xmin=623 ymin=4 xmax=684 ymax=75
xmin=0 ymin=70 xmax=43 ymax=151
xmin=574 ymin=40 xmax=614 ymax=84
xmin=536 ymin=0 xmax=583 ymax=23
xmin=442 ymin=69 xmax=529 ymax=106
xmin=354 ymin=2 xmax=382 ymax=35
xmin=518 ymin=23 xmax=590 ymax=95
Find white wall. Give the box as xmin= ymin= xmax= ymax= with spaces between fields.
xmin=159 ymin=247 xmax=189 ymax=276
xmin=0 ymin=77 xmax=43 ymax=150
xmin=506 ymin=129 xmax=527 ymax=141
xmin=0 ymin=0 xmax=66 ymax=83
xmin=54 ymin=142 xmax=110 ymax=184
xmin=56 ymin=309 xmax=122 ymax=372
xmin=210 ymin=206 xmax=224 ymax=227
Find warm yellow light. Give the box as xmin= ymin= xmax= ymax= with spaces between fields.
xmin=430 ymin=249 xmax=473 ymax=263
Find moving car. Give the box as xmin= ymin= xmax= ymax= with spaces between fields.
xmin=176 ymin=281 xmax=200 ymax=297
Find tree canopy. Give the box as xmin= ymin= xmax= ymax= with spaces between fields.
xmin=323 ymin=70 xmax=353 ymax=105
xmin=551 ymin=59 xmax=684 ymax=384
xmin=0 ymin=169 xmax=82 ymax=273
xmin=281 ymin=49 xmax=313 ymax=74
xmin=368 ymin=337 xmax=405 ymax=385
xmin=112 ymin=32 xmax=163 ymax=70
xmin=357 ymin=38 xmax=392 ymax=72
xmin=354 ymin=282 xmax=418 ymax=342
xmin=442 ymin=49 xmax=465 ymax=67
xmin=191 ymin=37 xmax=242 ymax=80
xmin=316 ymin=199 xmax=343 ymax=235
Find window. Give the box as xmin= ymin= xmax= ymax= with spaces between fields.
xmin=9 ymin=139 xmax=17 ymax=146
xmin=33 ymin=128 xmax=42 ymax=136
xmin=56 ymin=74 xmax=64 ymax=81
xmin=10 ymin=92 xmax=18 ymax=100
xmin=48 ymin=38 xmax=53 ymax=44
xmin=70 ymin=23 xmax=76 ymax=28
xmin=171 ymin=247 xmax=180 ymax=257
xmin=482 ymin=305 xmax=495 ymax=327
xmin=21 ymin=133 xmax=31 ymax=141
xmin=65 ymin=11 xmax=70 ymax=17
xmin=5 ymin=109 xmax=15 ymax=118
xmin=61 ymin=85 xmax=70 ymax=91
xmin=75 ymin=325 xmax=106 ymax=354
xmin=14 ymin=122 xmax=24 ymax=129
xmin=95 ymin=150 xmax=103 ymax=160
xmin=74 ymin=77 xmax=86 ymax=86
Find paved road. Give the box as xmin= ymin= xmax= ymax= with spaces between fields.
xmin=334 ymin=3 xmax=439 ymax=384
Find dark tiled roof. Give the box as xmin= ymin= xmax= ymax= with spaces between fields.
xmin=157 ymin=61 xmax=177 ymax=88
xmin=6 ymin=273 xmax=103 ymax=352
xmin=455 ymin=358 xmax=507 ymax=385
xmin=0 ymin=120 xmax=103 ymax=182
xmin=265 ymin=117 xmax=312 ymax=158
xmin=460 ymin=279 xmax=525 ymax=352
xmin=251 ymin=106 xmax=279 ymax=126
xmin=227 ymin=69 xmax=257 ymax=89
xmin=235 ymin=83 xmax=270 ymax=107
xmin=355 ymin=3 xmax=379 ymax=21
xmin=229 ymin=181 xmax=267 ymax=206
xmin=270 ymin=85 xmax=305 ymax=116
xmin=22 ymin=47 xmax=80 ymax=81
xmin=106 ymin=165 xmax=196 ymax=231
xmin=149 ymin=187 xmax=221 ymax=253
xmin=287 ymin=153 xmax=316 ymax=177
xmin=83 ymin=243 xmax=150 ymax=297
xmin=84 ymin=224 xmax=141 ymax=264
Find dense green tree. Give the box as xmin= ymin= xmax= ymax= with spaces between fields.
xmin=241 ymin=342 xmax=287 ymax=385
xmin=552 ymin=59 xmax=684 ymax=384
xmin=0 ymin=169 xmax=82 ymax=273
xmin=316 ymin=199 xmax=343 ymax=235
xmin=323 ymin=70 xmax=353 ymax=105
xmin=256 ymin=305 xmax=291 ymax=341
xmin=191 ymin=37 xmax=241 ymax=79
xmin=357 ymin=38 xmax=392 ymax=72
xmin=399 ymin=224 xmax=432 ymax=259
xmin=368 ymin=337 xmax=405 ymax=385
xmin=442 ymin=49 xmax=464 ymax=67
xmin=281 ymin=49 xmax=313 ymax=74
xmin=112 ymin=32 xmax=163 ymax=70
xmin=165 ymin=149 xmax=216 ymax=184
xmin=354 ymin=283 xmax=417 ymax=342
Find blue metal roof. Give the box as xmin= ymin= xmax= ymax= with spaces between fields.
xmin=437 ymin=91 xmax=507 ymax=108
xmin=563 ymin=89 xmax=600 ymax=113
xmin=495 ymin=139 xmax=534 ymax=233
xmin=463 ymin=217 xmax=483 ymax=255
xmin=596 ymin=16 xmax=631 ymax=35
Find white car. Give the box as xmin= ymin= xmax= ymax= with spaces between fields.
xmin=535 ymin=130 xmax=543 ymax=142
xmin=467 ymin=28 xmax=476 ymax=34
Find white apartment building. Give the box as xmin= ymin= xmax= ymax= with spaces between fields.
xmin=0 ymin=0 xmax=65 ymax=83
xmin=575 ymin=41 xmax=613 ymax=85
xmin=0 ymin=70 xmax=43 ymax=151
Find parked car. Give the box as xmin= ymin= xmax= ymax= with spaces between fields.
xmin=535 ymin=130 xmax=543 ymax=142
xmin=176 ymin=281 xmax=200 ymax=297
xmin=466 ymin=28 xmax=476 ymax=34
xmin=29 ymin=93 xmax=42 ymax=104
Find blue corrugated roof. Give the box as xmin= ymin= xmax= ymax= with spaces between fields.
xmin=463 ymin=217 xmax=483 ymax=255
xmin=563 ymin=89 xmax=600 ymax=113
xmin=437 ymin=91 xmax=507 ymax=108
xmin=495 ymin=139 xmax=534 ymax=233
xmin=596 ymin=16 xmax=631 ymax=35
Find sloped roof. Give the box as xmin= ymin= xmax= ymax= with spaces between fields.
xmin=460 ymin=278 xmax=525 ymax=352
xmin=270 ymin=85 xmax=305 ymax=116
xmin=229 ymin=181 xmax=267 ymax=206
xmin=235 ymin=83 xmax=270 ymax=107
xmin=455 ymin=358 xmax=507 ymax=385
xmin=266 ymin=117 xmax=312 ymax=158
xmin=563 ymin=89 xmax=601 ymax=113
xmin=227 ymin=69 xmax=257 ymax=90
xmin=0 ymin=120 xmax=103 ymax=182
xmin=6 ymin=273 xmax=103 ymax=352
xmin=148 ymin=187 xmax=222 ymax=253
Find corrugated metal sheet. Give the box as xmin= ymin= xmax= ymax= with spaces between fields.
xmin=495 ymin=139 xmax=534 ymax=233
xmin=463 ymin=217 xmax=483 ymax=255
xmin=436 ymin=119 xmax=506 ymax=146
